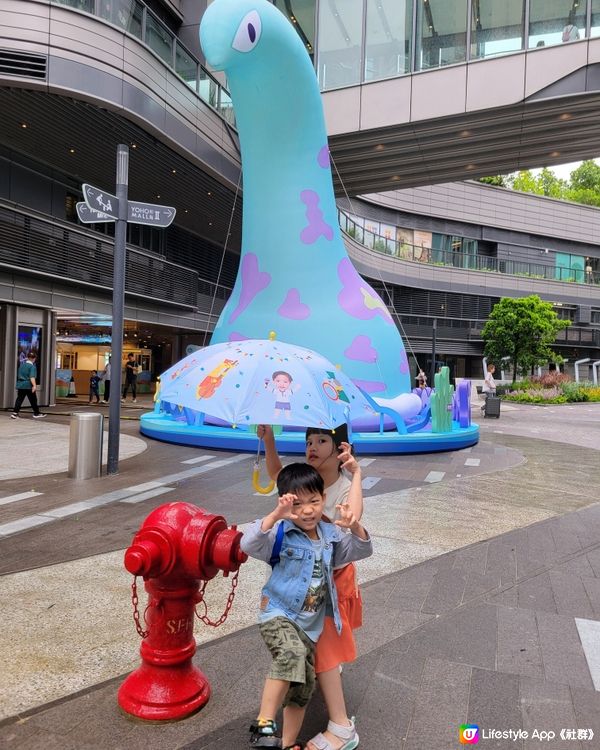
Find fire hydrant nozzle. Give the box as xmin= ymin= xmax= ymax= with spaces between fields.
xmin=118 ymin=502 xmax=247 ymax=722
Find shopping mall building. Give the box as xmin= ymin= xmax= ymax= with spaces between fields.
xmin=1 ymin=0 xmax=600 ymax=407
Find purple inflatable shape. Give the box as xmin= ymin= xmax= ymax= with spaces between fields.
xmin=278 ymin=288 xmax=311 ymax=320
xmin=228 ymin=253 xmax=271 ymax=324
xmin=317 ymin=145 xmax=330 ymax=169
xmin=344 ymin=335 xmax=377 ymax=363
xmin=300 ymin=190 xmax=334 ymax=244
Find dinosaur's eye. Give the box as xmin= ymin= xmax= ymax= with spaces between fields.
xmin=232 ymin=10 xmax=261 ymax=53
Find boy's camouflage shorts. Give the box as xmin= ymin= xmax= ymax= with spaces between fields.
xmin=259 ymin=616 xmax=316 ymax=708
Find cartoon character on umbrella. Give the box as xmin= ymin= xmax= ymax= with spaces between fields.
xmin=268 ymin=370 xmax=300 ymax=420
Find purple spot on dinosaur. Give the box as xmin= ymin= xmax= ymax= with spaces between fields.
xmin=228 ymin=253 xmax=271 ymax=324
xmin=399 ymin=349 xmax=409 ymax=374
xmin=278 ymin=288 xmax=311 ymax=320
xmin=345 ymin=335 xmax=377 ymax=363
xmin=300 ymin=190 xmax=334 ymax=244
xmin=337 ymin=258 xmax=394 ymax=324
xmin=352 ymin=378 xmax=386 ymax=394
xmin=317 ymin=145 xmax=330 ymax=169
xmin=229 ymin=331 xmax=249 ymax=342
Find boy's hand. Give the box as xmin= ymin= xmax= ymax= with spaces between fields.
xmin=275 ymin=493 xmax=300 ymax=521
xmin=338 ymin=442 xmax=359 ymax=475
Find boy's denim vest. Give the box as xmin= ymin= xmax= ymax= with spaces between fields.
xmin=262 ymin=520 xmax=343 ymax=634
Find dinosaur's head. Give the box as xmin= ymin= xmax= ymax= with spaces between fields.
xmin=200 ymin=0 xmax=303 ymax=74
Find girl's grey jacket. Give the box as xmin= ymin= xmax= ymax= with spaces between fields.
xmin=240 ymin=518 xmax=373 ymax=635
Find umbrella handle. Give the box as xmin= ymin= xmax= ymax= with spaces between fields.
xmin=252 ymin=464 xmax=275 ymax=495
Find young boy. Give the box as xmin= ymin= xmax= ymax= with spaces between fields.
xmin=240 ymin=463 xmax=372 ymax=750
xmin=89 ymin=370 xmax=101 ymax=404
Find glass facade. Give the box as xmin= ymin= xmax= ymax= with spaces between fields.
xmin=471 ymin=0 xmax=524 ymax=60
xmin=592 ymin=0 xmax=600 ymax=36
xmin=415 ymin=0 xmax=468 ymax=72
xmin=365 ymin=0 xmax=413 ymax=80
xmin=528 ymin=0 xmax=587 ymax=48
xmin=317 ymin=0 xmax=363 ymax=89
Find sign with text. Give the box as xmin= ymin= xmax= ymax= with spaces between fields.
xmin=82 ymin=183 xmax=119 ymax=219
xmin=76 ymin=202 xmax=115 ymax=224
xmin=128 ymin=201 xmax=176 ymax=227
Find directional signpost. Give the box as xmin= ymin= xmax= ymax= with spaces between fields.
xmin=78 ymin=148 xmax=176 ymax=475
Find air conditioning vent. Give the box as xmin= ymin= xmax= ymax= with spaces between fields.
xmin=0 ymin=50 xmax=47 ymax=79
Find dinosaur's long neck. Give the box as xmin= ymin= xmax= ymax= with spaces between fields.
xmin=227 ymin=58 xmax=341 ymax=272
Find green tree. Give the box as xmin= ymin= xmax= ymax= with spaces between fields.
xmin=569 ymin=160 xmax=600 ymax=191
xmin=508 ymin=170 xmax=542 ymax=195
xmin=478 ymin=175 xmax=507 ymax=187
xmin=482 ymin=296 xmax=570 ymax=383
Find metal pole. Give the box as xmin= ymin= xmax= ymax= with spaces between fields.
xmin=430 ymin=317 xmax=437 ymax=386
xmin=107 ymin=144 xmax=129 ymax=475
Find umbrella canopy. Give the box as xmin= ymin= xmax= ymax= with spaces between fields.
xmin=158 ymin=338 xmax=377 ymax=429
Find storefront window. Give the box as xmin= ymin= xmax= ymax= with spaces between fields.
xmin=470 ymin=0 xmax=524 ymax=60
xmin=317 ymin=0 xmax=364 ymax=89
xmin=365 ymin=0 xmax=412 ymax=81
xmin=528 ymin=0 xmax=587 ymax=49
xmin=415 ymin=0 xmax=468 ymax=71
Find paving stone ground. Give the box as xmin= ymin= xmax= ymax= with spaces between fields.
xmin=1 ymin=398 xmax=599 ymax=749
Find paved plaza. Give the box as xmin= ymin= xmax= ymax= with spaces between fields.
xmin=1 ymin=397 xmax=600 ymax=748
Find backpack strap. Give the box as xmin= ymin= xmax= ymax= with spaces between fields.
xmin=269 ymin=521 xmax=285 ymax=568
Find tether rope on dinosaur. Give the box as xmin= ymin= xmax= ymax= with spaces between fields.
xmin=330 ymin=151 xmax=424 ymax=377
xmin=203 ymin=169 xmax=243 ymax=346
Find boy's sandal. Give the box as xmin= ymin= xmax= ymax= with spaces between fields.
xmin=308 ymin=717 xmax=359 ymax=750
xmin=249 ymin=719 xmax=282 ymax=748
xmin=282 ymin=744 xmax=305 ymax=750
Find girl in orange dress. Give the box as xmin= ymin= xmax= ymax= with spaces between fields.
xmin=257 ymin=424 xmax=364 ymax=750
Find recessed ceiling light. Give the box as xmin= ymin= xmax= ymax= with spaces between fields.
xmin=465 ymin=163 xmax=476 ymax=170
xmin=550 ymin=151 xmax=561 ymax=157
xmin=208 ymin=221 xmax=213 ymax=226
xmin=207 ymin=191 xmax=212 ymax=196
xmin=559 ymin=113 xmax=572 ymax=120
xmin=391 ymin=175 xmax=400 ymax=181
xmin=375 ymin=144 xmax=385 ymax=151
xmin=20 ymin=122 xmax=28 ymax=129
xmin=184 ymin=209 xmax=189 ymax=213
xmin=171 ymin=169 xmax=176 ymax=174
xmin=459 ymin=129 xmax=471 ymax=137
xmin=156 ymin=194 xmax=161 ymax=199
xmin=69 ymin=148 xmax=76 ymax=154
xmin=131 ymin=142 xmax=138 ymax=149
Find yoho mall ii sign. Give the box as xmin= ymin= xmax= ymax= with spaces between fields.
xmin=79 ymin=184 xmax=176 ymax=228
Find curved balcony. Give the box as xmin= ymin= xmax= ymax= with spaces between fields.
xmin=0 ymin=0 xmax=240 ymax=190
xmin=339 ymin=209 xmax=600 ymax=307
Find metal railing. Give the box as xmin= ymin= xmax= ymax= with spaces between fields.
xmin=51 ymin=0 xmax=235 ymax=127
xmin=0 ymin=202 xmax=199 ymax=308
xmin=339 ymin=209 xmax=600 ymax=287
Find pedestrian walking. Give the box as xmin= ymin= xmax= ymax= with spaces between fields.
xmin=89 ymin=370 xmax=101 ymax=404
xmin=11 ymin=351 xmax=46 ymax=419
xmin=122 ymin=352 xmax=138 ymax=403
xmin=101 ymin=357 xmax=111 ymax=403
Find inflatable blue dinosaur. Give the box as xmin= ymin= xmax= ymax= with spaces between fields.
xmin=200 ymin=0 xmax=411 ymax=403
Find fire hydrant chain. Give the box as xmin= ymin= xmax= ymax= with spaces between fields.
xmin=194 ymin=570 xmax=240 ymax=627
xmin=131 ymin=576 xmax=150 ymax=639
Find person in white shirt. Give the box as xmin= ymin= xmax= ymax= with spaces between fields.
xmin=481 ymin=363 xmax=496 ymax=413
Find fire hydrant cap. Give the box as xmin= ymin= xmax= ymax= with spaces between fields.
xmin=125 ymin=544 xmax=153 ymax=576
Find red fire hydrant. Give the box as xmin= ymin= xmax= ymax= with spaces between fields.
xmin=118 ymin=502 xmax=247 ymax=721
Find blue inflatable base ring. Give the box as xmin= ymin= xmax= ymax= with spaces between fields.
xmin=140 ymin=413 xmax=479 ymax=455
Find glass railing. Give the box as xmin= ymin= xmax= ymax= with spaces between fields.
xmin=339 ymin=209 xmax=600 ymax=287
xmin=51 ymin=0 xmax=236 ymax=127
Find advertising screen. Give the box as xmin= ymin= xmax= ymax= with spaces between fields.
xmin=17 ymin=325 xmax=43 ymax=384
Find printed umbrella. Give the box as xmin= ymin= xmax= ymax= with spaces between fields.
xmin=158 ymin=336 xmax=377 ymax=430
